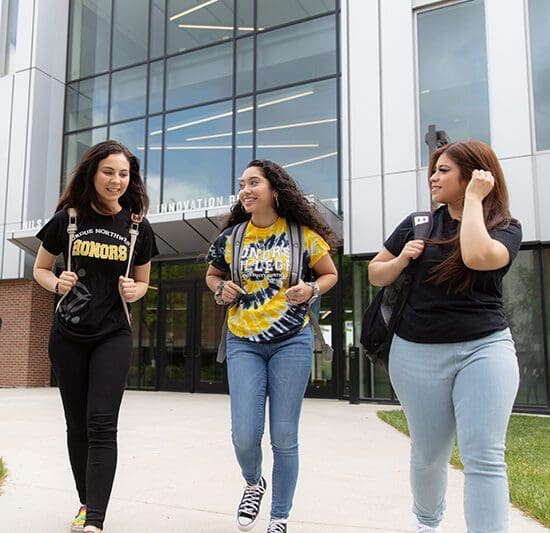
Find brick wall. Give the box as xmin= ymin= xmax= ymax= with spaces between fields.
xmin=0 ymin=279 xmax=54 ymax=387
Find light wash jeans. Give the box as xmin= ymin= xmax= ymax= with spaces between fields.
xmin=226 ymin=325 xmax=313 ymax=519
xmin=389 ymin=328 xmax=519 ymax=533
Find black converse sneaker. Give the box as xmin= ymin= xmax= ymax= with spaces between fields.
xmin=236 ymin=476 xmax=267 ymax=531
xmin=267 ymin=518 xmax=287 ymax=533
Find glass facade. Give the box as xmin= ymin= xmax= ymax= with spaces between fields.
xmin=65 ymin=0 xmax=341 ymax=396
xmin=416 ymin=0 xmax=490 ymax=165
xmin=1 ymin=0 xmax=18 ymax=75
xmin=529 ymin=0 xmax=550 ymax=151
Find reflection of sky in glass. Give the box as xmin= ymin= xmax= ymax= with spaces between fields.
xmin=111 ymin=65 xmax=147 ymax=122
xmin=109 ymin=119 xmax=145 ymax=164
xmin=418 ymin=0 xmax=490 ymax=165
xmin=166 ymin=42 xmax=232 ymax=110
xmin=112 ymin=0 xmax=148 ymax=69
xmin=162 ymin=101 xmax=233 ymax=204
xmin=529 ymin=0 xmax=550 ymax=151
xmin=256 ymin=80 xmax=338 ymax=208
xmin=257 ymin=15 xmax=336 ymax=91
xmin=145 ymin=115 xmax=162 ymax=213
xmin=258 ymin=0 xmax=334 ymax=28
xmin=65 ymin=75 xmax=109 ymax=131
xmin=234 ymin=97 xmax=253 ymax=186
xmin=69 ymin=0 xmax=111 ymax=81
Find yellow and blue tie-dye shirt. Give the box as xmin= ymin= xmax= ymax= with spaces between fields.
xmin=207 ymin=217 xmax=330 ymax=342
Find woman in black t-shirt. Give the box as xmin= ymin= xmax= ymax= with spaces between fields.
xmin=369 ymin=140 xmax=521 ymax=533
xmin=34 ymin=141 xmax=158 ymax=533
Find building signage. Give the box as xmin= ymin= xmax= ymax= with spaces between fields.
xmin=19 ymin=195 xmax=237 ymax=230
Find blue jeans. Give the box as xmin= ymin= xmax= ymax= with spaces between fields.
xmin=226 ymin=325 xmax=313 ymax=519
xmin=389 ymin=328 xmax=519 ymax=533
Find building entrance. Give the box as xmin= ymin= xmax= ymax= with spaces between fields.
xmin=157 ymin=280 xmax=227 ymax=393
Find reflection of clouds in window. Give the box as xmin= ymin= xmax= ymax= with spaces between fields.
xmin=529 ymin=0 xmax=550 ymax=151
xmin=3 ymin=0 xmax=18 ymax=74
xmin=417 ymin=0 xmax=490 ymax=165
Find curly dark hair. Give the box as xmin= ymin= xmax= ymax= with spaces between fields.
xmin=222 ymin=159 xmax=339 ymax=251
xmin=55 ymin=140 xmax=149 ymax=217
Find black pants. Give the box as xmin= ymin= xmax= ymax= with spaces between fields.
xmin=49 ymin=325 xmax=131 ymax=530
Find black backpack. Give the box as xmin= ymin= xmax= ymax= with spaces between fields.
xmin=360 ymin=212 xmax=433 ymax=372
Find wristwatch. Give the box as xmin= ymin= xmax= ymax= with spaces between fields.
xmin=214 ymin=280 xmax=228 ymax=305
xmin=305 ymin=281 xmax=320 ymax=305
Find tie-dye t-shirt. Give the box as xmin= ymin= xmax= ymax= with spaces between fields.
xmin=207 ymin=217 xmax=330 ymax=342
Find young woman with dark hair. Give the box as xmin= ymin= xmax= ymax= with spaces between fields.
xmin=205 ymin=160 xmax=338 ymax=533
xmin=369 ymin=140 xmax=522 ymax=533
xmin=33 ymin=140 xmax=158 ymax=533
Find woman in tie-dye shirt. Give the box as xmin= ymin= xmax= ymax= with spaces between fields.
xmin=206 ymin=160 xmax=338 ymax=533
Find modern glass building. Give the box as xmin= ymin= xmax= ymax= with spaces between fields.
xmin=1 ymin=0 xmax=549 ymax=413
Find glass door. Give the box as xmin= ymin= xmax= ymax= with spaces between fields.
xmin=158 ymin=283 xmax=194 ymax=391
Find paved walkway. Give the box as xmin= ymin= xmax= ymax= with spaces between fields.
xmin=0 ymin=388 xmax=546 ymax=532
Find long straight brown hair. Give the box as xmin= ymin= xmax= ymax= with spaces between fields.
xmin=427 ymin=140 xmax=512 ymax=293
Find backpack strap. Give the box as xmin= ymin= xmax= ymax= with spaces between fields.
xmin=217 ymin=221 xmax=248 ymax=363
xmin=65 ymin=207 xmax=78 ymax=272
xmin=288 ymin=220 xmax=333 ymax=361
xmin=230 ymin=221 xmax=248 ymax=285
xmin=287 ymin=220 xmax=303 ymax=288
xmin=55 ymin=208 xmax=78 ymax=313
xmin=410 ymin=211 xmax=433 ymax=240
xmin=120 ymin=213 xmax=143 ymax=325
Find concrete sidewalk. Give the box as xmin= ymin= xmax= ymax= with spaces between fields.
xmin=0 ymin=388 xmax=546 ymax=533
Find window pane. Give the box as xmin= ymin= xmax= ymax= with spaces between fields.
xmin=236 ymin=36 xmax=253 ymax=95
xmin=234 ymin=96 xmax=253 ymax=183
xmin=257 ymin=15 xmax=336 ymax=91
xmin=65 ymin=75 xmax=109 ymax=131
xmin=139 ymin=265 xmax=159 ymax=389
xmin=167 ymin=0 xmax=236 ymax=54
xmin=63 ymin=128 xmax=108 ymax=186
xmin=68 ymin=0 xmax=112 ymax=80
xmin=258 ymin=0 xmax=335 ymax=29
xmin=503 ymin=250 xmax=547 ymax=406
xmin=166 ymin=42 xmax=232 ymax=109
xmin=529 ymin=0 xmax=550 ymax=151
xmin=163 ymin=101 xmax=233 ymax=204
xmin=256 ymin=79 xmax=338 ymax=210
xmin=112 ymin=0 xmax=149 ymax=69
xmin=146 ymin=115 xmax=163 ymax=213
xmin=417 ymin=0 xmax=490 ymax=165
xmin=149 ymin=60 xmax=164 ymax=115
xmin=110 ymin=65 xmax=147 ymax=122
xmin=150 ymin=0 xmax=166 ymax=59
xmin=109 ymin=118 xmax=146 ymax=163
xmin=236 ymin=0 xmax=254 ymax=34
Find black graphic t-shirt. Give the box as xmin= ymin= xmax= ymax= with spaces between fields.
xmin=37 ymin=208 xmax=159 ymax=341
xmin=383 ymin=205 xmax=522 ymax=343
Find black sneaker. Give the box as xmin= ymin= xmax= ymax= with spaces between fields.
xmin=267 ymin=518 xmax=287 ymax=533
xmin=236 ymin=476 xmax=267 ymax=531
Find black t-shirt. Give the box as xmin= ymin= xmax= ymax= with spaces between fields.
xmin=383 ymin=205 xmax=522 ymax=343
xmin=37 ymin=208 xmax=159 ymax=341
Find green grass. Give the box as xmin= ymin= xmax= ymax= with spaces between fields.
xmin=377 ymin=410 xmax=550 ymax=528
xmin=0 ymin=457 xmax=7 ymax=494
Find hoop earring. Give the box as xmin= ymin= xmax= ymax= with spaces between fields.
xmin=274 ymin=194 xmax=279 ymax=209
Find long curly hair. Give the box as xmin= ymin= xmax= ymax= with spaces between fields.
xmin=55 ymin=140 xmax=149 ymax=217
xmin=222 ymin=159 xmax=339 ymax=251
xmin=426 ymin=140 xmax=512 ymax=293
